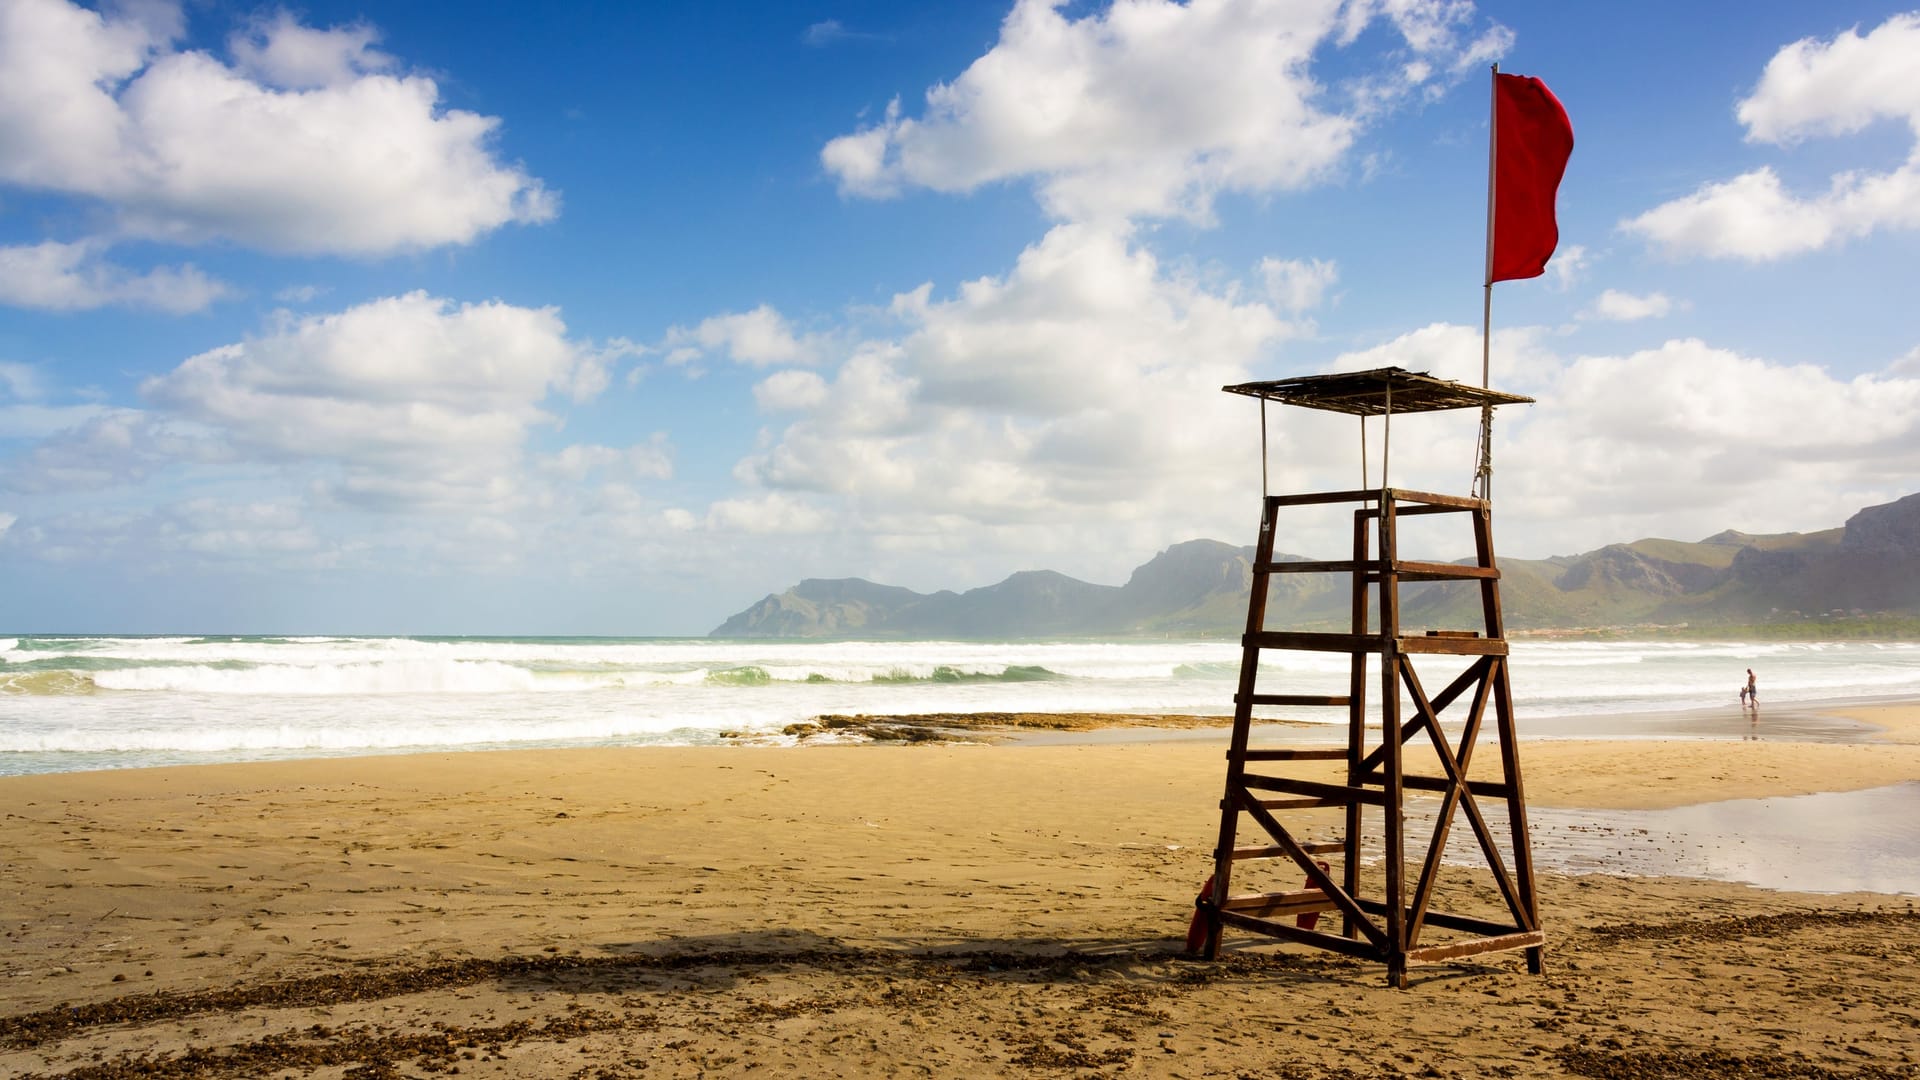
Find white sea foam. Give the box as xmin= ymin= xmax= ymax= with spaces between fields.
xmin=87 ymin=660 xmax=702 ymax=695
xmin=6 ymin=708 xmax=766 ymax=754
xmin=3 ymin=635 xmax=1916 ymax=774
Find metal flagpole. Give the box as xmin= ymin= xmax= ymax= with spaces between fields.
xmin=1260 ymin=397 xmax=1269 ymax=498
xmin=1382 ymin=382 xmax=1391 ymax=494
xmin=1476 ymin=62 xmax=1499 ymax=501
xmin=1360 ymin=415 xmax=1369 ymax=491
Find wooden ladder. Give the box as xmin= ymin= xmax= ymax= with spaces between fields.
xmin=1192 ymin=488 xmax=1545 ymax=987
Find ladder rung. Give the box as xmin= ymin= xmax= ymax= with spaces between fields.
xmin=1234 ymin=797 xmax=1345 ymax=811
xmin=1247 ymin=631 xmax=1510 ymax=657
xmin=1397 ymin=635 xmax=1508 ymax=657
xmin=1242 ymin=774 xmax=1388 ymax=807
xmin=1234 ymin=748 xmax=1348 ymax=762
xmin=1236 ymin=693 xmax=1350 ymax=707
xmin=1406 ymin=931 xmax=1546 ymax=965
xmin=1396 ymin=560 xmax=1499 ymax=581
xmin=1260 ymin=558 xmax=1495 ymax=582
xmin=1399 ymin=774 xmax=1514 ymax=798
xmin=1260 ymin=560 xmax=1374 ymax=574
xmin=1228 ymin=841 xmax=1345 ymax=861
xmin=1222 ymin=889 xmax=1332 ymax=917
xmin=1245 ymin=631 xmax=1380 ymax=654
xmin=1215 ymin=910 xmax=1380 ymax=959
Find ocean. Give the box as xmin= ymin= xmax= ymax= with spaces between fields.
xmin=3 ymin=635 xmax=1918 ymax=776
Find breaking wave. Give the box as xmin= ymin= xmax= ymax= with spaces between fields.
xmin=5 ymin=634 xmax=1917 ymax=775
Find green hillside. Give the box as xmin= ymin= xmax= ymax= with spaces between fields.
xmin=713 ymin=494 xmax=1920 ymax=639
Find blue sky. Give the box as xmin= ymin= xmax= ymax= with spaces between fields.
xmin=2 ymin=0 xmax=1918 ymax=635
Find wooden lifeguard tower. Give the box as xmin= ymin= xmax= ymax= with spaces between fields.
xmin=1189 ymin=366 xmax=1544 ymax=987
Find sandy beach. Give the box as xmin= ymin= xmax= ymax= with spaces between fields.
xmin=3 ymin=704 xmax=1919 ymax=1078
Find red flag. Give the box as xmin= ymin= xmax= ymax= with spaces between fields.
xmin=1489 ymin=73 xmax=1572 ymax=284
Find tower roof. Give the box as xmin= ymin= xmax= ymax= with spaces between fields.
xmin=1222 ymin=367 xmax=1533 ymax=417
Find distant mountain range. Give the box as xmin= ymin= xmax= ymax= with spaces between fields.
xmin=711 ymin=493 xmax=1920 ymax=638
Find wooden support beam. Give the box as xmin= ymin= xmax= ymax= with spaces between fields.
xmin=1232 ymin=797 xmax=1347 ymax=811
xmin=1262 ymin=560 xmax=1375 ymax=574
xmin=1396 ymin=561 xmax=1500 ymax=581
xmin=1266 ymin=489 xmax=1385 ymax=508
xmin=1247 ymin=630 xmax=1385 ymax=654
xmin=1235 ymin=693 xmax=1351 ymax=707
xmin=1398 ymin=774 xmax=1513 ymax=799
xmin=1234 ymin=748 xmax=1349 ymax=762
xmin=1378 ymin=490 xmax=1408 ymax=975
xmin=1221 ymin=889 xmax=1334 ymax=919
xmin=1263 ymin=559 xmax=1498 ymax=581
xmin=1397 ymin=635 xmax=1509 ymax=656
xmin=1240 ymin=774 xmax=1389 ymax=807
xmin=1346 ymin=900 xmax=1542 ymax=949
xmin=1406 ymin=931 xmax=1547 ymax=965
xmin=1229 ymin=841 xmax=1345 ymax=860
xmin=1385 ymin=489 xmax=1487 ymax=510
xmin=1402 ymin=907 xmax=1537 ymax=938
xmin=1262 ymin=487 xmax=1486 ymax=511
xmin=1215 ymin=910 xmax=1383 ymax=960
xmin=1345 ymin=507 xmax=1371 ymax=941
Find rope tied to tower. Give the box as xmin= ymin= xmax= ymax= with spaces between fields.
xmin=1472 ymin=404 xmax=1494 ymax=499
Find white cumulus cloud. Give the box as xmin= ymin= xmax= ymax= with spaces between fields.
xmin=1624 ymin=12 xmax=1920 ymax=260
xmin=821 ymin=0 xmax=1510 ymax=224
xmin=754 ymin=370 xmax=831 ymax=412
xmin=0 ymin=361 xmax=48 ymax=401
xmin=2 ymin=295 xmax=672 ymax=573
xmin=0 ymin=240 xmax=229 ymax=313
xmin=1272 ymin=324 xmax=1920 ymax=555
xmin=714 ymin=224 xmax=1309 ymax=585
xmin=137 ymin=292 xmax=601 ymax=510
xmin=0 ymin=0 xmax=554 ymax=256
xmin=159 ymin=498 xmax=320 ymax=558
xmin=1260 ymin=256 xmax=1338 ymax=312
xmin=1545 ymin=243 xmax=1589 ymax=290
xmin=1587 ymin=289 xmax=1675 ymax=322
xmin=664 ymin=304 xmax=816 ymax=368
xmin=707 ymin=492 xmax=832 ymax=535
xmin=227 ymin=11 xmax=395 ymax=90
xmin=539 ymin=438 xmax=675 ymax=482
xmin=0 ymin=359 xmax=125 ymax=442
xmin=1501 ymin=338 xmax=1920 ymax=543
xmin=0 ymin=408 xmax=218 ymax=494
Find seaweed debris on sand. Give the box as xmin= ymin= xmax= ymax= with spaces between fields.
xmin=764 ymin=711 xmax=1248 ymax=742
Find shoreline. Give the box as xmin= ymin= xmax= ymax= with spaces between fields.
xmin=9 ymin=709 xmax=1917 ymax=815
xmin=9 ymin=691 xmax=1918 ymax=783
xmin=788 ymin=692 xmax=1920 ymax=746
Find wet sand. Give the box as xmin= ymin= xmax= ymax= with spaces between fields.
xmin=3 ymin=704 xmax=1919 ymax=1078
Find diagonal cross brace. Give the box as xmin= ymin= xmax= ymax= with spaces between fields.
xmin=1238 ymin=793 xmax=1389 ymax=950
xmin=1397 ymin=656 xmax=1535 ymax=936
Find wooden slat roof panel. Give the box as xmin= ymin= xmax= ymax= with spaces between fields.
xmin=1222 ymin=367 xmax=1534 ymax=416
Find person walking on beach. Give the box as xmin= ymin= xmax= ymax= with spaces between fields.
xmin=1746 ymin=668 xmax=1758 ymax=708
